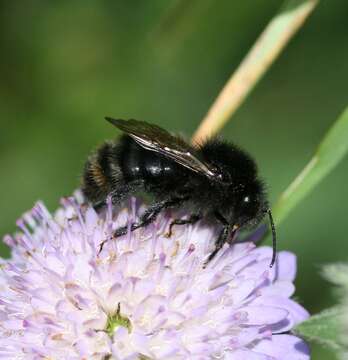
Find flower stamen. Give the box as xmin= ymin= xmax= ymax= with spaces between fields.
xmin=106 ymin=303 xmax=132 ymax=337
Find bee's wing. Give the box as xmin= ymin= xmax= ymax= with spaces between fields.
xmin=106 ymin=117 xmax=218 ymax=178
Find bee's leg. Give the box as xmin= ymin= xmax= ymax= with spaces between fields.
xmin=165 ymin=214 xmax=202 ymax=238
xmin=204 ymin=212 xmax=238 ymax=265
xmin=98 ymin=197 xmax=187 ymax=254
xmin=205 ymin=225 xmax=230 ymax=264
xmin=128 ymin=197 xmax=190 ymax=234
xmin=92 ymin=201 xmax=106 ymax=212
xmin=114 ymin=201 xmax=168 ymax=237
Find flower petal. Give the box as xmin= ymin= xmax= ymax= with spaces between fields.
xmin=238 ymin=306 xmax=288 ymax=326
xmin=252 ymin=334 xmax=311 ymax=360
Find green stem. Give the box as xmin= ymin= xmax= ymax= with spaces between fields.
xmin=192 ymin=0 xmax=318 ymax=143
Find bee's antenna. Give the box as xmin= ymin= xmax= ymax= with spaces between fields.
xmin=267 ymin=209 xmax=277 ymax=268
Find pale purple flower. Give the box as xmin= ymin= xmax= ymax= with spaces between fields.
xmin=0 ymin=195 xmax=310 ymax=359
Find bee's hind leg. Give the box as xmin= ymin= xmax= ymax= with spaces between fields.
xmin=165 ymin=214 xmax=202 ymax=238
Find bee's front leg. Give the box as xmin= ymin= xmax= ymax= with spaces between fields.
xmin=204 ymin=211 xmax=239 ymax=265
xmin=205 ymin=225 xmax=230 ymax=264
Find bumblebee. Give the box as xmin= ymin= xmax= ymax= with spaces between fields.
xmin=82 ymin=118 xmax=276 ymax=266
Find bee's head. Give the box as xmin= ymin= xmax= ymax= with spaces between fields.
xmin=233 ymin=179 xmax=268 ymax=229
xmin=200 ymin=140 xmax=268 ymax=228
xmin=199 ymin=138 xmax=276 ymax=267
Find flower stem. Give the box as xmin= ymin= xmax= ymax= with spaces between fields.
xmin=192 ymin=0 xmax=318 ymax=143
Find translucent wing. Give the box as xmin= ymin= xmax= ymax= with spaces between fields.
xmin=106 ymin=117 xmax=219 ymax=178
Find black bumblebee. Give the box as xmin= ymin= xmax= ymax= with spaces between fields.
xmin=82 ymin=118 xmax=276 ymax=266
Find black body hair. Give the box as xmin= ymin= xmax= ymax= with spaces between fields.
xmin=82 ymin=120 xmax=276 ymax=267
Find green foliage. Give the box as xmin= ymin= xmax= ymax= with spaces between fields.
xmin=294 ymin=307 xmax=344 ymax=351
xmin=273 ymin=106 xmax=348 ymax=225
xmin=322 ymin=262 xmax=348 ymax=357
xmin=296 ymin=261 xmax=348 ymax=357
xmin=322 ymin=263 xmax=348 ymax=287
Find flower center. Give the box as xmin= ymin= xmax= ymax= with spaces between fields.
xmin=106 ymin=303 xmax=132 ymax=337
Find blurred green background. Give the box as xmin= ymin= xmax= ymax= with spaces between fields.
xmin=0 ymin=1 xmax=347 ymax=358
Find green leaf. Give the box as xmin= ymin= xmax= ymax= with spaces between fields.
xmin=322 ymin=263 xmax=348 ymax=287
xmin=273 ymin=106 xmax=348 ymax=225
xmin=294 ymin=307 xmax=344 ymax=350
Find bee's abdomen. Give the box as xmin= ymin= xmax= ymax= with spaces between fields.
xmin=82 ymin=141 xmax=122 ymax=206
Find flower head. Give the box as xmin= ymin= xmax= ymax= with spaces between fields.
xmin=0 ymin=195 xmax=310 ymax=359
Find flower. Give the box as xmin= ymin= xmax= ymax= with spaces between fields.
xmin=0 ymin=195 xmax=310 ymax=359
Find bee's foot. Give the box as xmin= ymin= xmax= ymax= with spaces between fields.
xmin=164 ymin=230 xmax=173 ymax=238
